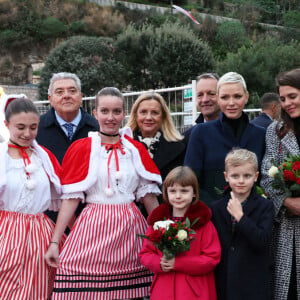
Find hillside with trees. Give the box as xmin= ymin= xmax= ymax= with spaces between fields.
xmin=0 ymin=0 xmax=299 ymax=105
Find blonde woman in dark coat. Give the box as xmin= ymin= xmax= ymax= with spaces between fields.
xmin=261 ymin=68 xmax=300 ymax=300
xmin=126 ymin=91 xmax=185 ymax=182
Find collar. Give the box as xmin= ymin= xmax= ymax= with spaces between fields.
xmin=195 ymin=113 xmax=205 ymax=124
xmin=147 ymin=201 xmax=212 ymax=229
xmin=263 ymin=112 xmax=273 ymax=120
xmin=55 ymin=109 xmax=81 ymax=127
xmin=220 ymin=111 xmax=249 ymax=123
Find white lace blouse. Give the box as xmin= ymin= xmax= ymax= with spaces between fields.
xmin=62 ymin=144 xmax=161 ymax=204
xmin=0 ymin=152 xmax=53 ymax=214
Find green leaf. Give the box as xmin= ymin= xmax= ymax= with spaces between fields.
xmin=185 ymin=217 xmax=191 ymax=228
xmin=190 ymin=217 xmax=200 ymax=227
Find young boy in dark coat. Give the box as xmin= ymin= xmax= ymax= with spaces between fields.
xmin=212 ymin=148 xmax=274 ymax=300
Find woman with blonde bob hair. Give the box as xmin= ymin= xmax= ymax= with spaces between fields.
xmin=185 ymin=72 xmax=266 ymax=206
xmin=126 ymin=91 xmax=185 ymax=182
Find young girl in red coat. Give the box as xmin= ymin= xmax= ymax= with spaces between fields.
xmin=139 ymin=166 xmax=221 ymax=300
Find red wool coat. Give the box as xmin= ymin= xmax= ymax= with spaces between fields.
xmin=139 ymin=202 xmax=221 ymax=300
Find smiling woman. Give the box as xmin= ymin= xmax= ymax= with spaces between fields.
xmin=127 ymin=91 xmax=186 ymax=182
xmin=126 ymin=91 xmax=186 ymax=218
xmin=0 ymin=97 xmax=63 ymax=299
xmin=45 ymin=87 xmax=162 ymax=300
xmin=184 ymin=72 xmax=266 ymax=206
xmin=261 ymin=68 xmax=300 ymax=300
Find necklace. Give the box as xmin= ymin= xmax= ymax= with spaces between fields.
xmin=100 ymin=131 xmax=120 ymax=137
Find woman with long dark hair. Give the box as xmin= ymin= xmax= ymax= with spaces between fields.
xmin=261 ymin=68 xmax=300 ymax=300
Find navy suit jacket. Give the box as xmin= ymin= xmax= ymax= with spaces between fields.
xmin=183 ymin=113 xmax=205 ymax=145
xmin=184 ymin=112 xmax=266 ymax=206
xmin=251 ymin=112 xmax=273 ymax=129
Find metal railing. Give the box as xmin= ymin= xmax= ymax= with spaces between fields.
xmin=34 ymin=82 xmax=261 ymax=133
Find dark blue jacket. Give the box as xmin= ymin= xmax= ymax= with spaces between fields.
xmin=250 ymin=112 xmax=273 ymax=129
xmin=36 ymin=107 xmax=99 ymax=164
xmin=184 ymin=112 xmax=266 ymax=206
xmin=211 ymin=188 xmax=274 ymax=300
xmin=183 ymin=113 xmax=204 ymax=145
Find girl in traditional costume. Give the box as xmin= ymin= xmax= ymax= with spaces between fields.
xmin=0 ymin=97 xmax=62 ymax=299
xmin=45 ymin=87 xmax=161 ymax=300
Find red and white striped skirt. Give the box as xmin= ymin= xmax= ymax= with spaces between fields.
xmin=0 ymin=210 xmax=62 ymax=300
xmin=52 ymin=202 xmax=153 ymax=300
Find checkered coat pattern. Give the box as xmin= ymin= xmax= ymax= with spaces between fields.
xmin=261 ymin=121 xmax=300 ymax=300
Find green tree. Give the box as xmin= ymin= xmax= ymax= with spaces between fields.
xmin=115 ymin=22 xmax=215 ymax=90
xmin=215 ymin=21 xmax=250 ymax=58
xmin=282 ymin=10 xmax=300 ymax=29
xmin=217 ymin=37 xmax=300 ymax=107
xmin=37 ymin=17 xmax=68 ymax=40
xmin=39 ymin=36 xmax=125 ymax=98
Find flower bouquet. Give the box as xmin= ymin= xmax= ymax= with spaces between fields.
xmin=139 ymin=218 xmax=197 ymax=260
xmin=268 ymin=154 xmax=300 ymax=197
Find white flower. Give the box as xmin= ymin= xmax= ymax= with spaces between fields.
xmin=268 ymin=166 xmax=279 ymax=178
xmin=153 ymin=220 xmax=174 ymax=230
xmin=26 ymin=179 xmax=36 ymax=190
xmin=177 ymin=229 xmax=188 ymax=241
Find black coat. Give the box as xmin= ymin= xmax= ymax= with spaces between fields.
xmin=36 ymin=107 xmax=99 ymax=163
xmin=151 ymin=134 xmax=185 ymax=181
xmin=250 ymin=112 xmax=273 ymax=129
xmin=211 ymin=188 xmax=274 ymax=300
xmin=134 ymin=134 xmax=185 ymax=217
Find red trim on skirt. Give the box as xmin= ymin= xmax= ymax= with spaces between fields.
xmin=52 ymin=202 xmax=153 ymax=300
xmin=0 ymin=210 xmax=64 ymax=300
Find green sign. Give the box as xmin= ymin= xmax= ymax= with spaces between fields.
xmin=184 ymin=88 xmax=192 ymax=99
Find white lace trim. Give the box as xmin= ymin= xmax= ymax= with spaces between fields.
xmin=136 ymin=183 xmax=161 ymax=201
xmin=61 ymin=192 xmax=85 ymax=202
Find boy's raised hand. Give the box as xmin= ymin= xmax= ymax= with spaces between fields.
xmin=227 ymin=192 xmax=244 ymax=222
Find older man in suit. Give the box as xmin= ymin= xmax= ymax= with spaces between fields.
xmin=36 ymin=72 xmax=99 ymax=163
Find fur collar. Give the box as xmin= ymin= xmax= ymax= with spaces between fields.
xmin=147 ymin=201 xmax=212 ymax=229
